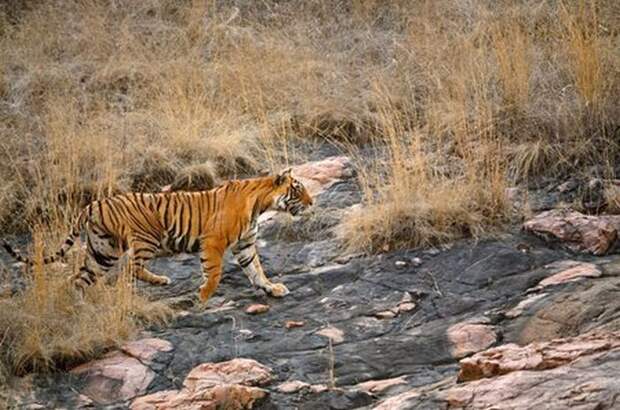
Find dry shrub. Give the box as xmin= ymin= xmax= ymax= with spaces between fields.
xmin=168 ymin=162 xmax=219 ymax=192
xmin=342 ymin=111 xmax=510 ymax=252
xmin=604 ymin=182 xmax=620 ymax=214
xmin=0 ymin=231 xmax=171 ymax=374
xmin=0 ymin=0 xmax=618 ymax=244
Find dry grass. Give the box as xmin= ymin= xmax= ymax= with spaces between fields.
xmin=0 ymin=231 xmax=172 ymax=375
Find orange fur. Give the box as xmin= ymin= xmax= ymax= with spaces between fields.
xmin=3 ymin=170 xmax=313 ymax=303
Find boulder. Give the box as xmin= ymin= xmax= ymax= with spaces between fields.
xmin=131 ymin=358 xmax=271 ymax=410
xmin=458 ymin=331 xmax=620 ymax=382
xmin=292 ymin=156 xmax=352 ymax=197
xmin=71 ymin=338 xmax=173 ymax=404
xmin=523 ymin=209 xmax=620 ymax=255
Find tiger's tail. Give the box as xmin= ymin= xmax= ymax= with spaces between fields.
xmin=2 ymin=207 xmax=89 ymax=265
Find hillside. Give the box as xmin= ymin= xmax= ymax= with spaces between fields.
xmin=1 ymin=1 xmax=619 ymax=409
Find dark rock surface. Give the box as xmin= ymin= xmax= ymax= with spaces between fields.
xmin=4 ymin=157 xmax=620 ymax=409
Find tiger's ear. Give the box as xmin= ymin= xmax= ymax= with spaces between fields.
xmin=274 ymin=168 xmax=292 ymax=186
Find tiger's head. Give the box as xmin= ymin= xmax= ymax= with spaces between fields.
xmin=272 ymin=168 xmax=313 ymax=216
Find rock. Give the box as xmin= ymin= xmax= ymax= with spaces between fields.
xmin=410 ymin=257 xmax=422 ymax=266
xmin=504 ymin=293 xmax=548 ymax=318
xmin=447 ymin=321 xmax=497 ymax=359
xmin=316 ymin=326 xmax=345 ymax=344
xmin=445 ymin=350 xmax=620 ymax=409
xmin=523 ymin=208 xmax=620 ymax=255
xmin=458 ymin=331 xmax=620 ymax=382
xmin=356 ymin=376 xmax=408 ymax=395
xmin=284 ymin=320 xmax=305 ymax=329
xmin=276 ymin=380 xmax=310 ymax=394
xmin=292 ymin=156 xmax=352 ymax=197
xmin=131 ymin=358 xmax=271 ymax=410
xmin=504 ymin=275 xmax=620 ymax=345
xmin=245 ymin=304 xmax=270 ymax=315
xmin=374 ymin=310 xmax=397 ymax=319
xmin=71 ymin=338 xmax=173 ymax=404
xmin=120 ymin=338 xmax=174 ymax=361
xmin=533 ymin=261 xmax=601 ymax=290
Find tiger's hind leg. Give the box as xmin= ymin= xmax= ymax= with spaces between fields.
xmin=129 ymin=235 xmax=171 ymax=286
xmin=72 ymin=228 xmax=121 ymax=295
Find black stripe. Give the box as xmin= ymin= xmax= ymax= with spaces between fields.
xmin=134 ymin=234 xmax=160 ymax=248
xmin=190 ymin=240 xmax=200 ymax=253
xmin=239 ymin=253 xmax=256 ymax=268
xmin=237 ymin=241 xmax=254 ymax=252
xmin=91 ymin=249 xmax=115 ymax=268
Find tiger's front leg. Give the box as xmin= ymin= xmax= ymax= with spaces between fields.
xmin=199 ymin=239 xmax=225 ymax=304
xmin=232 ymin=241 xmax=289 ymax=298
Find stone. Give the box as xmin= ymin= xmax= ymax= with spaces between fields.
xmin=533 ymin=261 xmax=601 ymax=290
xmin=523 ymin=208 xmax=620 ymax=255
xmin=71 ymin=338 xmax=172 ymax=404
xmin=444 ymin=335 xmax=620 ymax=409
xmin=120 ymin=338 xmax=174 ymax=361
xmin=447 ymin=322 xmax=497 ymax=359
xmin=457 ymin=331 xmax=620 ymax=382
xmin=316 ymin=326 xmax=345 ymax=344
xmin=504 ymin=293 xmax=548 ymax=318
xmin=397 ymin=302 xmax=416 ymax=313
xmin=245 ymin=304 xmax=270 ymax=315
xmin=131 ymin=358 xmax=271 ymax=410
xmin=284 ymin=320 xmax=305 ymax=329
xmin=292 ymin=156 xmax=352 ymax=197
xmin=374 ymin=310 xmax=397 ymax=319
xmin=356 ymin=376 xmax=408 ymax=395
xmin=276 ymin=380 xmax=310 ymax=394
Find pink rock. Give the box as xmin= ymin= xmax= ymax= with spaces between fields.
xmin=447 ymin=322 xmax=497 ymax=359
xmin=71 ymin=351 xmax=156 ymax=404
xmin=245 ymin=304 xmax=270 ymax=315
xmin=131 ymin=358 xmax=271 ymax=410
xmin=356 ymin=376 xmax=408 ymax=394
xmin=71 ymin=338 xmax=173 ymax=404
xmin=374 ymin=310 xmax=397 ymax=319
xmin=458 ymin=331 xmax=620 ymax=382
xmin=445 ymin=336 xmax=620 ymax=409
xmin=284 ymin=320 xmax=305 ymax=329
xmin=292 ymin=156 xmax=351 ymax=197
xmin=183 ymin=359 xmax=272 ymax=391
xmin=523 ymin=209 xmax=620 ymax=255
xmin=534 ymin=261 xmax=601 ymax=290
xmin=505 ymin=293 xmax=548 ymax=318
xmin=276 ymin=380 xmax=310 ymax=394
xmin=316 ymin=326 xmax=344 ymax=344
xmin=120 ymin=338 xmax=174 ymax=362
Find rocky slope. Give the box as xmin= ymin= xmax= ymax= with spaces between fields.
xmin=5 ymin=155 xmax=620 ymax=409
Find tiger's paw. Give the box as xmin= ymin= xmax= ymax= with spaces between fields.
xmin=198 ymin=285 xmax=214 ymax=304
xmin=269 ymin=282 xmax=289 ymax=297
xmin=157 ymin=276 xmax=172 ymax=285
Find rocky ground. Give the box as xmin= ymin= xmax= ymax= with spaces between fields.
xmin=4 ymin=154 xmax=620 ymax=409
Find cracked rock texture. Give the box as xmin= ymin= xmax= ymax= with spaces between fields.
xmin=5 ymin=153 xmax=620 ymax=409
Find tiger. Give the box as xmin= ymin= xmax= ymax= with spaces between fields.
xmin=2 ymin=169 xmax=313 ymax=303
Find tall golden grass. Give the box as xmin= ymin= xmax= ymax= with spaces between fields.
xmin=0 ymin=230 xmax=171 ymax=374
xmin=0 ymin=0 xmax=618 ymax=373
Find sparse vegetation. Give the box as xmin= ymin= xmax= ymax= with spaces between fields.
xmin=0 ymin=0 xmax=618 ymax=379
xmin=0 ymin=231 xmax=171 ymax=374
